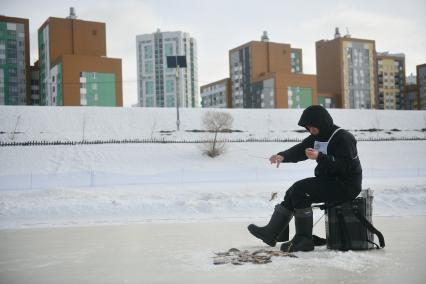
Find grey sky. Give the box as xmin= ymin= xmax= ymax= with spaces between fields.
xmin=3 ymin=0 xmax=426 ymax=106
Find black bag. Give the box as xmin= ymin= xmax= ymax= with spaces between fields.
xmin=324 ymin=189 xmax=385 ymax=251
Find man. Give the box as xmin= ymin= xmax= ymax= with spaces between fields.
xmin=248 ymin=105 xmax=362 ymax=252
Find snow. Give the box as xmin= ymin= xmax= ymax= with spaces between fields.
xmin=1 ymin=106 xmax=426 ymax=283
xmin=0 ymin=108 xmax=425 ymax=228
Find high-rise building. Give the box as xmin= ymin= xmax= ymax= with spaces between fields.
xmin=404 ymin=84 xmax=418 ymax=110
xmin=404 ymin=72 xmax=418 ymax=110
xmin=376 ymin=52 xmax=405 ymax=109
xmin=417 ymin=63 xmax=426 ymax=110
xmin=200 ymin=78 xmax=231 ymax=108
xmin=30 ymin=61 xmax=40 ymax=105
xmin=229 ymin=32 xmax=318 ymax=109
xmin=136 ymin=29 xmax=198 ymax=108
xmin=316 ymin=28 xmax=377 ymax=109
xmin=0 ymin=16 xmax=30 ymax=105
xmin=38 ymin=8 xmax=122 ymax=106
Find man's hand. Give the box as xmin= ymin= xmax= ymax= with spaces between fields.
xmin=269 ymin=154 xmax=284 ymax=168
xmin=305 ymin=148 xmax=319 ymax=160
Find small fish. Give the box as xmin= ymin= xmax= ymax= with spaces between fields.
xmin=269 ymin=192 xmax=278 ymax=201
xmin=213 ymin=248 xmax=297 ymax=265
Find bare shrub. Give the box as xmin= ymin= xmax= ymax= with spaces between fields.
xmin=201 ymin=111 xmax=233 ymax=158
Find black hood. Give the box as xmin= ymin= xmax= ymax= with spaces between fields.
xmin=298 ymin=105 xmax=335 ymax=140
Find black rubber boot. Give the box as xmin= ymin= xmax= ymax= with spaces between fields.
xmin=280 ymin=234 xmax=326 ymax=246
xmin=280 ymin=207 xmax=314 ymax=252
xmin=248 ymin=204 xmax=293 ymax=247
xmin=312 ymin=235 xmax=327 ymax=246
xmin=276 ymin=226 xmax=290 ymax=242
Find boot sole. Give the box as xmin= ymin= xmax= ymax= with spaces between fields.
xmin=281 ymin=244 xmax=314 ymax=252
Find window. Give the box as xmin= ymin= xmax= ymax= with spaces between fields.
xmin=145 ymin=81 xmax=154 ymax=95
xmin=144 ymin=45 xmax=153 ymax=59
xmin=347 ymin=48 xmax=353 ymax=63
xmin=8 ymin=68 xmax=17 ymax=75
xmin=165 ymin=43 xmax=173 ymax=56
xmin=7 ymin=58 xmax=17 ymax=64
xmin=165 ymin=80 xmax=174 ymax=93
xmin=144 ymin=61 xmax=153 ymax=74
xmin=146 ymin=96 xmax=154 ymax=107
xmin=166 ymin=95 xmax=174 ymax=107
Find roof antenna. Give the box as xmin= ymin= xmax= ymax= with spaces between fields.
xmin=345 ymin=27 xmax=351 ymax=38
xmin=67 ymin=7 xmax=77 ymax=19
xmin=261 ymin=31 xmax=269 ymax=42
xmin=334 ymin=27 xmax=341 ymax=39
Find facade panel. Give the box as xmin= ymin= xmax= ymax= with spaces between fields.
xmin=288 ymin=86 xmax=312 ymax=108
xmin=80 ymin=72 xmax=116 ymax=106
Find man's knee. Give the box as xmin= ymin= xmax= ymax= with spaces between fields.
xmin=284 ymin=179 xmax=313 ymax=207
xmin=288 ymin=178 xmax=312 ymax=195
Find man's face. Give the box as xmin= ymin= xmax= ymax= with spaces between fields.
xmin=306 ymin=125 xmax=320 ymax=136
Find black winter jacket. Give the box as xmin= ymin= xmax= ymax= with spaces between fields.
xmin=278 ymin=106 xmax=362 ymax=190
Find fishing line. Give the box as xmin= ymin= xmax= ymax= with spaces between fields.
xmin=313 ymin=211 xmax=325 ymax=228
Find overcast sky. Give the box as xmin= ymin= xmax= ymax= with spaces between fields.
xmin=3 ymin=0 xmax=426 ymax=106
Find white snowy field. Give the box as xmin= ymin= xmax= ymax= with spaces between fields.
xmin=0 ymin=141 xmax=425 ymax=228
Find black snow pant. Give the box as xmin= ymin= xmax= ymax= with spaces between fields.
xmin=281 ymin=176 xmax=361 ymax=211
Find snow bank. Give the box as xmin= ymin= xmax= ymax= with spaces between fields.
xmin=1 ymin=106 xmax=425 ymax=142
xmin=1 ymin=182 xmax=425 ymax=228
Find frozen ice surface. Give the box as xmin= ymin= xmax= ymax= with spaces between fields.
xmin=0 ymin=217 xmax=425 ymax=284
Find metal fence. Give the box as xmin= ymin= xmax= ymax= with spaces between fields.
xmin=1 ymin=136 xmax=425 ymax=147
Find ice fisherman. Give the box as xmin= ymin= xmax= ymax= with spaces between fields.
xmin=248 ymin=105 xmax=362 ymax=252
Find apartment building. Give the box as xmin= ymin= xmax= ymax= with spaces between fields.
xmin=228 ymin=32 xmax=318 ymax=109
xmin=136 ymin=29 xmax=198 ymax=108
xmin=30 ymin=61 xmax=40 ymax=105
xmin=316 ymin=28 xmax=376 ymax=109
xmin=376 ymin=52 xmax=405 ymax=109
xmin=38 ymin=8 xmax=122 ymax=106
xmin=0 ymin=16 xmax=30 ymax=105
